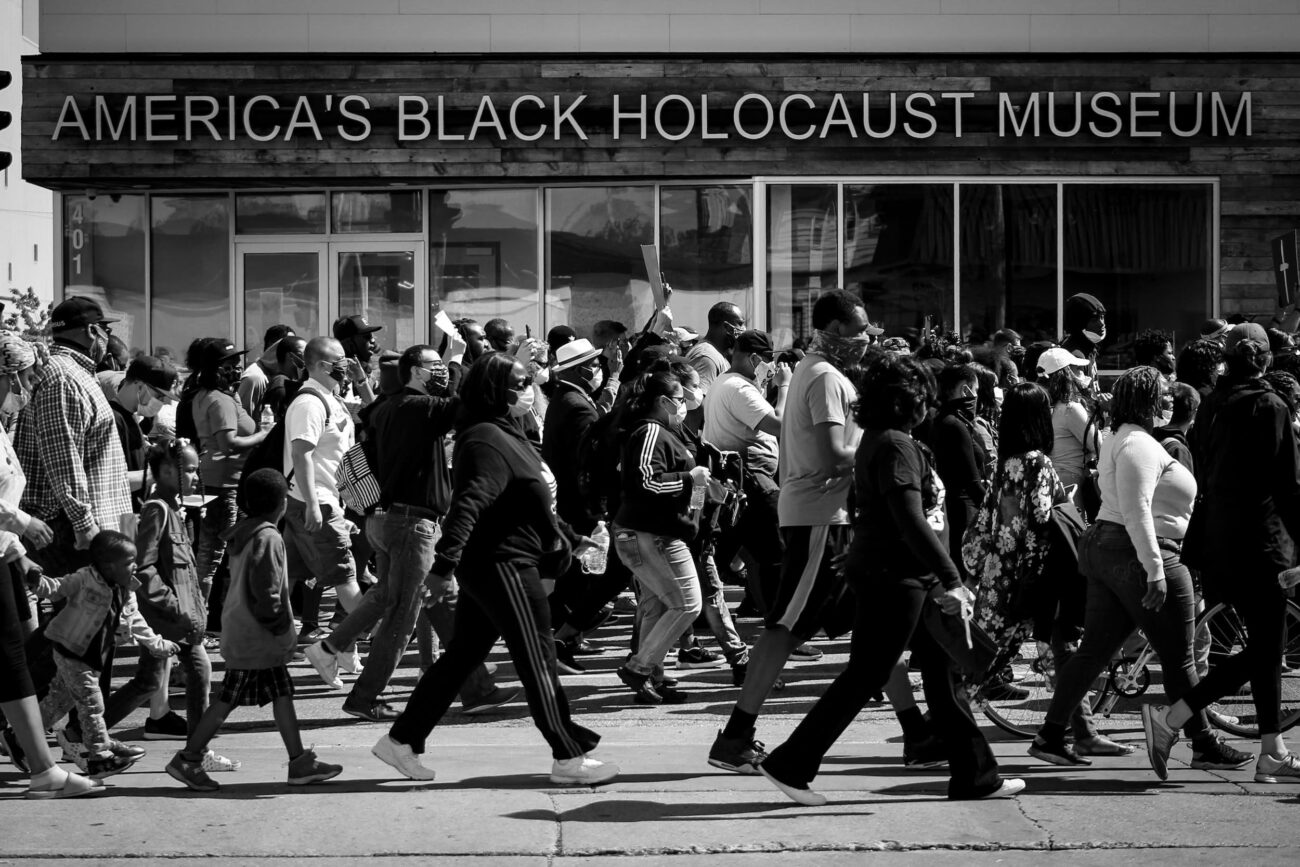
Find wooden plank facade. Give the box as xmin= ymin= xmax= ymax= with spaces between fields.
xmin=18 ymin=53 xmax=1300 ymax=318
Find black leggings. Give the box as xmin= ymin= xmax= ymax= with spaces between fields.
xmin=0 ymin=566 xmax=35 ymax=703
xmin=1184 ymin=573 xmax=1288 ymax=735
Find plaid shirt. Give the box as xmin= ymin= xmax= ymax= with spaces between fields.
xmin=15 ymin=344 xmax=133 ymax=535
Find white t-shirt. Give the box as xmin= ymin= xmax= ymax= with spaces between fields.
xmin=237 ymin=361 xmax=270 ymax=418
xmin=777 ymin=353 xmax=860 ymax=527
xmin=703 ymin=372 xmax=778 ymax=475
xmin=283 ymin=379 xmax=354 ymax=509
xmin=686 ymin=341 xmax=728 ymax=394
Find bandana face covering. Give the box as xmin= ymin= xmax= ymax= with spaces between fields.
xmin=810 ymin=329 xmax=871 ymax=373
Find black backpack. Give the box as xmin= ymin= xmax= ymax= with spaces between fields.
xmin=576 ymin=409 xmax=623 ymax=519
xmin=236 ymin=389 xmax=329 ymax=511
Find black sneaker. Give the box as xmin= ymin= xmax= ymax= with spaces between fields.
xmin=616 ymin=666 xmax=662 ymax=704
xmin=1 ymin=725 xmax=28 ymax=773
xmin=1190 ymin=736 xmax=1253 ymax=770
xmin=341 ymin=698 xmax=399 ymax=722
xmin=903 ymin=735 xmax=949 ymax=769
xmin=1028 ymin=735 xmax=1092 ymax=767
xmin=734 ymin=597 xmax=763 ymax=620
xmin=653 ymin=683 xmax=690 ymax=705
xmin=676 ymin=644 xmax=726 ymax=669
xmin=731 ymin=662 xmax=748 ymax=687
xmin=86 ymin=753 xmax=137 ymax=780
xmin=144 ymin=711 xmax=188 ymax=740
xmin=566 ymin=637 xmax=603 ymax=657
xmin=708 ymin=728 xmax=767 ymax=775
xmin=790 ymin=643 xmax=823 ymax=661
xmin=554 ymin=640 xmax=586 ymax=675
xmin=106 ymin=740 xmax=147 ymax=761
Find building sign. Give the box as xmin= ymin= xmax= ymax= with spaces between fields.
xmin=48 ymin=90 xmax=1253 ymax=144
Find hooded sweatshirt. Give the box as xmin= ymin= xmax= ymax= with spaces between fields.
xmin=1062 ymin=292 xmax=1106 ymax=362
xmin=219 ymin=516 xmax=294 ymax=669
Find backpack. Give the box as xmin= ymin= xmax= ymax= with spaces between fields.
xmin=576 ymin=409 xmax=623 ymax=519
xmin=175 ymin=389 xmax=199 ymax=442
xmin=236 ymin=389 xmax=329 ymax=512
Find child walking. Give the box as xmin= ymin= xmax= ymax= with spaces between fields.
xmin=166 ymin=468 xmax=342 ymax=791
xmin=101 ymin=440 xmax=239 ymax=772
xmin=30 ymin=531 xmax=179 ymax=780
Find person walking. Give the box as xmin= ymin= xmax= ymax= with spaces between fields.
xmin=372 ymin=353 xmax=616 ymax=786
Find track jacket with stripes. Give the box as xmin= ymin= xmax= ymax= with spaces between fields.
xmin=614 ymin=419 xmax=700 ymax=542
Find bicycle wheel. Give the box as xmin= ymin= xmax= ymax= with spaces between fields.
xmin=978 ymin=640 xmax=1058 ymax=738
xmin=1198 ymin=599 xmax=1300 ymax=737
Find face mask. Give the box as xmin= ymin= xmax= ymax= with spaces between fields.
xmin=810 ymin=329 xmax=871 ymax=373
xmin=672 ymin=398 xmax=688 ymax=426
xmin=1076 ymin=373 xmax=1093 ymax=390
xmin=576 ymin=364 xmax=604 ymax=395
xmin=993 ymin=386 xmax=1005 ymax=408
xmin=952 ymin=392 xmax=979 ymax=418
xmin=754 ymin=359 xmax=774 ymax=387
xmin=1083 ymin=325 xmax=1107 ymax=344
xmin=216 ymin=366 xmax=239 ymax=393
xmin=508 ymin=385 xmax=536 ymax=418
xmin=88 ymin=327 xmax=109 ymax=364
xmin=684 ymin=388 xmax=702 ymax=412
xmin=1156 ymin=410 xmax=1174 ymax=427
xmin=2 ymin=387 xmax=27 ymax=415
xmin=138 ymin=393 xmax=163 ymax=419
xmin=285 ymin=355 xmax=306 ymax=382
xmin=328 ymin=361 xmax=349 ymax=385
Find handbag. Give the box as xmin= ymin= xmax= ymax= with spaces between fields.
xmin=921 ymin=601 xmax=1000 ymax=683
xmin=337 ymin=440 xmax=382 ymax=513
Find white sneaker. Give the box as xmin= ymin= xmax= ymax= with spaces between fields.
xmin=305 ymin=641 xmax=343 ymax=689
xmin=1255 ymin=752 xmax=1300 ymax=783
xmin=550 ymin=755 xmax=619 ymax=786
xmin=977 ymin=778 xmax=1027 ymax=799
xmin=759 ymin=765 xmax=827 ymax=806
xmin=372 ymin=735 xmax=436 ymax=781
xmin=338 ymin=648 xmax=364 ymax=675
xmin=202 ymin=750 xmax=241 ymax=772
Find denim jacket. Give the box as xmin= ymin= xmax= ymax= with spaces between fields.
xmin=134 ymin=498 xmax=207 ymax=644
xmin=33 ymin=566 xmax=168 ymax=664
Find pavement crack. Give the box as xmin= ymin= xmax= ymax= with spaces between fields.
xmin=1013 ymin=793 xmax=1055 ymax=849
xmin=546 ymin=791 xmax=565 ymax=859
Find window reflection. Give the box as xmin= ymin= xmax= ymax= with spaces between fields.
xmin=338 ymin=251 xmax=416 ymax=350
xmin=767 ymin=184 xmax=837 ymax=349
xmin=1063 ymin=184 xmax=1212 ymax=370
xmin=333 ymin=191 xmax=422 ymax=234
xmin=660 ymin=185 xmax=754 ymax=335
xmin=844 ymin=184 xmax=954 ymax=343
xmin=63 ymin=194 xmax=147 ymax=356
xmin=430 ymin=189 xmax=539 ymax=338
xmin=152 ymin=196 xmax=231 ymax=359
xmin=242 ymin=252 xmax=319 ymax=354
xmin=546 ymin=186 xmax=654 ymax=339
xmin=236 ymin=193 xmax=326 ymax=235
xmin=960 ymin=185 xmax=1057 ymax=345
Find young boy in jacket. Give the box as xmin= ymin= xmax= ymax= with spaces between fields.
xmin=166 ymin=468 xmax=342 ymax=792
xmin=30 ymin=531 xmax=179 ymax=780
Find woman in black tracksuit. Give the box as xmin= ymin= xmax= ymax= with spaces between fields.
xmin=381 ymin=352 xmax=617 ymax=787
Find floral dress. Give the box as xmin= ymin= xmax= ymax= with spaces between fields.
xmin=961 ymin=450 xmax=1066 ymax=681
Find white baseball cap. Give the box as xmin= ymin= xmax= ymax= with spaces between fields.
xmin=1037 ymin=347 xmax=1090 ymax=377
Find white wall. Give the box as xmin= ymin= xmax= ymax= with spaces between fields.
xmin=1 ymin=0 xmax=53 ymax=308
xmin=36 ymin=0 xmax=1300 ymax=54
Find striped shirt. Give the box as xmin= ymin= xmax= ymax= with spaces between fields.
xmin=15 ymin=344 xmax=133 ymax=535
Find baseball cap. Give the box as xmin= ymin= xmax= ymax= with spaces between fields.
xmin=332 ymin=315 xmax=383 ymax=342
xmin=1200 ymin=318 xmax=1230 ymax=340
xmin=546 ymin=325 xmax=577 ymax=356
xmin=199 ymin=340 xmax=247 ymax=370
xmin=1223 ymin=322 xmax=1270 ymax=356
xmin=553 ymin=338 xmax=603 ymax=372
xmin=125 ymin=355 xmax=178 ymax=401
xmin=51 ymin=296 xmax=119 ymax=331
xmin=1037 ymin=347 xmax=1091 ymax=377
xmin=736 ymin=330 xmax=774 ymax=358
xmin=263 ymin=324 xmax=297 ymax=352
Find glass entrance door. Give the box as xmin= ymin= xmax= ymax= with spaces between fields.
xmin=331 ymin=242 xmax=425 ymax=351
xmin=235 ymin=243 xmax=327 ymax=354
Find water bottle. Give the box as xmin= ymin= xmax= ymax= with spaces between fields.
xmin=260 ymin=404 xmax=275 ymax=429
xmin=582 ymin=521 xmax=610 ymax=575
xmin=689 ymin=477 xmax=706 ymax=512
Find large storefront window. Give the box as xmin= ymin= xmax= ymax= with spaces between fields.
xmin=546 ymin=186 xmax=654 ymax=337
xmin=845 ymin=184 xmax=954 ymax=341
xmin=236 ymin=193 xmax=327 ymax=235
xmin=241 ymin=250 xmax=320 ymax=355
xmin=338 ymin=249 xmax=417 ymax=349
xmin=430 ymin=189 xmax=540 ymax=337
xmin=660 ymin=185 xmax=754 ymax=333
xmin=960 ymin=184 xmax=1057 ymax=344
xmin=333 ymin=191 xmax=422 ymax=234
xmin=63 ymin=195 xmax=147 ymax=356
xmin=767 ymin=184 xmax=837 ymax=348
xmin=1064 ymin=184 xmax=1213 ymax=370
xmin=152 ymin=195 xmax=231 ymax=361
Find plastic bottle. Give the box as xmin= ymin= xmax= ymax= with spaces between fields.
xmin=260 ymin=404 xmax=275 ymax=429
xmin=689 ymin=477 xmax=706 ymax=512
xmin=582 ymin=521 xmax=610 ymax=575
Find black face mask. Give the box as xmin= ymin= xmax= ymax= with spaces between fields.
xmin=949 ymin=394 xmax=979 ymax=419
xmin=327 ymin=361 xmax=349 ymax=385
xmin=215 ymin=366 xmax=239 ymax=393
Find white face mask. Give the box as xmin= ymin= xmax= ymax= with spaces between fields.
xmin=993 ymin=386 xmax=1005 ymax=408
xmin=684 ymin=387 xmax=702 ymax=412
xmin=138 ymin=394 xmax=164 ymax=418
xmin=1083 ymin=326 xmax=1107 ymax=344
xmin=1156 ymin=410 xmax=1174 ymax=427
xmin=753 ymin=359 xmax=774 ymax=387
xmin=1 ymin=388 xmax=27 ymax=415
xmin=673 ymin=399 xmax=688 ymax=426
xmin=508 ymin=385 xmax=536 ymax=418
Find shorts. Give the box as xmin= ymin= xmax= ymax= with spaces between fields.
xmin=766 ymin=525 xmax=852 ymax=641
xmin=284 ymin=499 xmax=358 ymax=588
xmin=218 ymin=666 xmax=295 ymax=707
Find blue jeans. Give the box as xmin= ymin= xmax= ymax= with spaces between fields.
xmin=347 ymin=508 xmax=440 ymax=705
xmin=614 ymin=527 xmax=702 ymax=677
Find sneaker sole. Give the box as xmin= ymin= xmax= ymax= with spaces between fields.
xmin=342 ymin=707 xmax=395 ymax=723
xmin=166 ymin=765 xmax=219 ymax=792
xmin=1141 ymin=706 xmax=1172 ymax=781
xmin=1192 ymin=758 xmax=1252 ymax=770
xmin=976 ymin=779 xmax=1026 ymax=799
xmin=759 ymin=765 xmax=827 ymax=806
xmin=142 ymin=731 xmax=188 ymax=741
xmin=371 ymin=745 xmax=437 ymax=781
xmin=549 ymin=770 xmax=619 ymax=786
xmin=89 ymin=758 xmax=138 ymax=781
xmin=1254 ymin=773 xmax=1300 ymax=783
xmin=676 ymin=659 xmax=727 ymax=670
xmin=707 ymin=757 xmax=761 ymax=775
xmin=288 ymin=767 xmax=342 ymax=786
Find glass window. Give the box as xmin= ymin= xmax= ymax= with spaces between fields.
xmin=1063 ymin=184 xmax=1212 ymax=370
xmin=429 ymin=189 xmax=539 ymax=338
xmin=660 ymin=184 xmax=754 ymax=336
xmin=337 ymin=250 xmax=417 ymax=350
xmin=843 ymin=184 xmax=954 ymax=342
xmin=766 ymin=184 xmax=837 ymax=349
xmin=152 ymin=195 xmax=231 ymax=364
xmin=62 ymin=194 xmax=147 ymax=356
xmin=235 ymin=193 xmax=326 ymax=235
xmin=332 ymin=191 xmax=422 ymax=234
xmin=546 ymin=186 xmax=655 ymax=339
xmin=960 ymin=184 xmax=1057 ymax=345
xmin=241 ymin=251 xmax=320 ymax=355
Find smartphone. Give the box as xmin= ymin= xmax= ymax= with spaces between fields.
xmin=525 ymin=324 xmax=532 ymax=339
